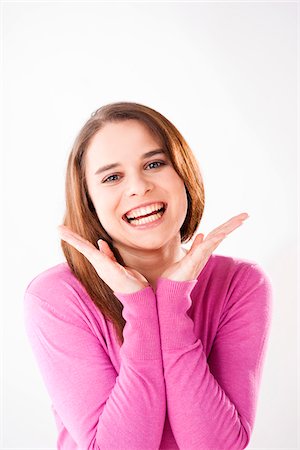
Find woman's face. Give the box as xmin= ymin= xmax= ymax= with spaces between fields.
xmin=84 ymin=119 xmax=188 ymax=252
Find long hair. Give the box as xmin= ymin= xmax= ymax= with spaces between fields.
xmin=61 ymin=101 xmax=205 ymax=346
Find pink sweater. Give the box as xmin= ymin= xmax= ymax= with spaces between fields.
xmin=23 ymin=253 xmax=273 ymax=450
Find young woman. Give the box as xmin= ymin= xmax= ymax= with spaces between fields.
xmin=24 ymin=102 xmax=273 ymax=450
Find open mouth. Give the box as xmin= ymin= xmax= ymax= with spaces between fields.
xmin=123 ymin=203 xmax=167 ymax=224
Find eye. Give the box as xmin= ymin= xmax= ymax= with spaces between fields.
xmin=146 ymin=160 xmax=166 ymax=170
xmin=102 ymin=160 xmax=166 ymax=184
xmin=102 ymin=174 xmax=120 ymax=183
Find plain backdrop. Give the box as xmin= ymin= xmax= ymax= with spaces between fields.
xmin=1 ymin=1 xmax=298 ymax=449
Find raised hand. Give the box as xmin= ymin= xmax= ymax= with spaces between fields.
xmin=57 ymin=226 xmax=150 ymax=294
xmin=160 ymin=213 xmax=250 ymax=282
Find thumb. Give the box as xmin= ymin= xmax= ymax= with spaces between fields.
xmin=97 ymin=239 xmax=104 ymax=251
xmin=197 ymin=233 xmax=205 ymax=242
xmin=189 ymin=233 xmax=205 ymax=254
xmin=194 ymin=233 xmax=205 ymax=245
xmin=97 ymin=239 xmax=117 ymax=262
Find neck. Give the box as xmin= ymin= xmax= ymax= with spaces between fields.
xmin=113 ymin=236 xmax=187 ymax=291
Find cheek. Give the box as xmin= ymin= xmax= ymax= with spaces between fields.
xmin=86 ymin=179 xmax=120 ymax=228
xmin=171 ymin=175 xmax=187 ymax=201
xmin=177 ymin=179 xmax=188 ymax=211
xmin=179 ymin=187 xmax=188 ymax=217
xmin=166 ymin=176 xmax=188 ymax=217
xmin=91 ymin=195 xmax=112 ymax=221
xmin=95 ymin=196 xmax=123 ymax=230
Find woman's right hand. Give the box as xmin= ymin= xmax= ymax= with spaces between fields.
xmin=58 ymin=226 xmax=150 ymax=294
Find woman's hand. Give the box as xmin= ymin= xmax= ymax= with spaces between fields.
xmin=57 ymin=226 xmax=150 ymax=294
xmin=160 ymin=212 xmax=250 ymax=282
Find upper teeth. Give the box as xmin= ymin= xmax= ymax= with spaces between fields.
xmin=126 ymin=202 xmax=165 ymax=219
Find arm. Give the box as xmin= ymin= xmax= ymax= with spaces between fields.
xmin=155 ymin=263 xmax=273 ymax=450
xmin=24 ymin=282 xmax=166 ymax=450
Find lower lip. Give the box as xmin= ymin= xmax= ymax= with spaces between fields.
xmin=123 ymin=209 xmax=167 ymax=230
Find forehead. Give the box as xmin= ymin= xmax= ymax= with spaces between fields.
xmin=86 ymin=120 xmax=161 ymax=162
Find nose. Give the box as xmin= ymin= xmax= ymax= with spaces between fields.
xmin=125 ymin=172 xmax=153 ymax=197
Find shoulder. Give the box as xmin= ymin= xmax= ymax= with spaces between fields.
xmin=197 ymin=253 xmax=273 ymax=310
xmin=23 ymin=262 xmax=98 ymax=323
xmin=208 ymin=254 xmax=273 ymax=316
xmin=25 ymin=262 xmax=88 ymax=298
xmin=26 ymin=261 xmax=78 ymax=288
xmin=202 ymin=253 xmax=272 ymax=287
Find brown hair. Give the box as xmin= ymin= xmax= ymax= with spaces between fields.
xmin=60 ymin=101 xmax=205 ymax=346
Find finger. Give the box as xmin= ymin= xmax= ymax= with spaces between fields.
xmin=206 ymin=220 xmax=242 ymax=240
xmin=59 ymin=227 xmax=115 ymax=261
xmin=199 ymin=234 xmax=226 ymax=266
xmin=198 ymin=234 xmax=225 ymax=262
xmin=58 ymin=227 xmax=139 ymax=291
xmin=209 ymin=213 xmax=249 ymax=234
xmin=98 ymin=239 xmax=118 ymax=262
xmin=189 ymin=232 xmax=225 ymax=258
xmin=205 ymin=213 xmax=249 ymax=240
xmin=59 ymin=232 xmax=98 ymax=261
xmin=202 ymin=233 xmax=226 ymax=248
xmin=58 ymin=226 xmax=91 ymax=246
xmin=58 ymin=227 xmax=107 ymax=264
xmin=58 ymin=226 xmax=100 ymax=253
xmin=191 ymin=233 xmax=205 ymax=248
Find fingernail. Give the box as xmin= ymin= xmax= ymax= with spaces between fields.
xmin=97 ymin=239 xmax=103 ymax=251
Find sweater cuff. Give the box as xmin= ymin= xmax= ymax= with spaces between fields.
xmin=114 ymin=285 xmax=157 ymax=319
xmin=155 ymin=277 xmax=198 ymax=350
xmin=114 ymin=285 xmax=162 ymax=360
xmin=156 ymin=277 xmax=198 ymax=312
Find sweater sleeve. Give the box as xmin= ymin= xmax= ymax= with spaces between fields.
xmin=155 ymin=263 xmax=273 ymax=450
xmin=23 ymin=282 xmax=166 ymax=450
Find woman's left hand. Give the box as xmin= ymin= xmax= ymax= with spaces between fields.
xmin=160 ymin=212 xmax=249 ymax=282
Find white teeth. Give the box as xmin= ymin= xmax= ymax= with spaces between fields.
xmin=126 ymin=202 xmax=165 ymax=220
xmin=129 ymin=210 xmax=164 ymax=226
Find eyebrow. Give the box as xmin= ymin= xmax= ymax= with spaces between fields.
xmin=94 ymin=149 xmax=166 ymax=176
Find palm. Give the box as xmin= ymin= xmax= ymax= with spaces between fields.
xmin=122 ymin=266 xmax=150 ymax=287
xmin=58 ymin=227 xmax=150 ymax=293
xmin=160 ymin=253 xmax=194 ymax=282
xmin=160 ymin=212 xmax=249 ymax=282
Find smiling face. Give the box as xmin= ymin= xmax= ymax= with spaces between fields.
xmin=84 ymin=119 xmax=188 ymax=254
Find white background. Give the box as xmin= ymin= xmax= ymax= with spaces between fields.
xmin=1 ymin=1 xmax=298 ymax=449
